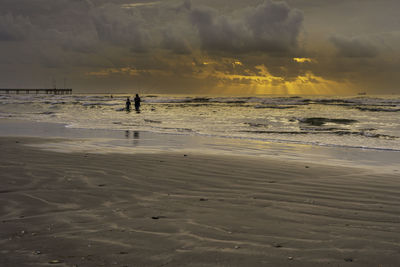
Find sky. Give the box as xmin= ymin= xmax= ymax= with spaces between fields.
xmin=0 ymin=0 xmax=399 ymax=95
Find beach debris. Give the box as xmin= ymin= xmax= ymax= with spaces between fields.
xmin=119 ymin=251 xmax=128 ymax=254
xmin=199 ymin=198 xmax=208 ymax=201
xmin=34 ymin=250 xmax=41 ymax=255
xmin=272 ymin=243 xmax=283 ymax=248
xmin=184 ymin=154 xmax=188 ymax=157
xmin=14 ymin=230 xmax=28 ymax=238
xmin=151 ymin=216 xmax=166 ymax=220
xmin=344 ymin=258 xmax=353 ymax=262
xmin=48 ymin=259 xmax=63 ymax=264
xmin=98 ymin=184 xmax=106 ymax=187
xmin=299 ymin=117 xmax=358 ymax=126
xmin=234 ymin=245 xmax=240 ymax=249
xmin=305 ymin=199 xmax=315 ymax=204
xmin=305 ymin=166 xmax=310 ymax=168
xmin=288 ymin=257 xmax=294 ymax=260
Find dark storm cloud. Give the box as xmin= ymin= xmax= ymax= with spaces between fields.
xmin=0 ymin=0 xmax=156 ymax=70
xmin=89 ymin=4 xmax=150 ymax=51
xmin=245 ymin=1 xmax=303 ymax=51
xmin=161 ymin=28 xmax=192 ymax=54
xmin=190 ymin=0 xmax=303 ymax=53
xmin=0 ymin=0 xmax=93 ymax=49
xmin=330 ymin=35 xmax=379 ymax=58
xmin=0 ymin=13 xmax=33 ymax=41
xmin=0 ymin=0 xmax=303 ymax=55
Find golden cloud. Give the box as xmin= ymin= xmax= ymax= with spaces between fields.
xmin=293 ymin=57 xmax=315 ymax=63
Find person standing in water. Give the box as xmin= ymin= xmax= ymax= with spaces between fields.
xmin=125 ymin=97 xmax=131 ymax=111
xmin=134 ymin=94 xmax=141 ymax=112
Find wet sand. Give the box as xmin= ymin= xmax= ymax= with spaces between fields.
xmin=0 ymin=137 xmax=399 ymax=266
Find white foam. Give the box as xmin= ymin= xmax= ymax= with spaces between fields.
xmin=1 ymin=94 xmax=399 ymax=152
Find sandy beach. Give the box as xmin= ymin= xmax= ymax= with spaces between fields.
xmin=0 ymin=137 xmax=399 ymax=266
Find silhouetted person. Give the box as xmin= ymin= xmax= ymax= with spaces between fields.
xmin=125 ymin=97 xmax=131 ymax=111
xmin=134 ymin=94 xmax=141 ymax=112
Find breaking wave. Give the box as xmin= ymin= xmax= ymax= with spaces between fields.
xmin=0 ymin=93 xmax=399 ymax=151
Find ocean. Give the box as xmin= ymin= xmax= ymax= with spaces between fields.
xmin=1 ymin=94 xmax=399 ymax=171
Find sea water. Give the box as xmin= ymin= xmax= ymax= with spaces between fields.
xmin=0 ymin=94 xmax=399 ymax=170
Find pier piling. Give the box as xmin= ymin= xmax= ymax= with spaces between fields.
xmin=0 ymin=89 xmax=72 ymax=95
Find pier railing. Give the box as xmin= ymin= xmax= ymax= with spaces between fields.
xmin=0 ymin=89 xmax=72 ymax=95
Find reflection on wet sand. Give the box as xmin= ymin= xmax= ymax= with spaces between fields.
xmin=133 ymin=131 xmax=139 ymax=146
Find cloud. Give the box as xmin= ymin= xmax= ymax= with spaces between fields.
xmin=330 ymin=35 xmax=379 ymax=58
xmin=161 ymin=28 xmax=193 ymax=54
xmin=190 ymin=0 xmax=303 ymax=53
xmin=121 ymin=2 xmax=160 ymax=9
xmin=0 ymin=0 xmax=304 ymax=55
xmin=293 ymin=57 xmax=314 ymax=63
xmin=89 ymin=4 xmax=150 ymax=52
xmin=0 ymin=13 xmax=34 ymax=41
xmin=0 ymin=0 xmax=398 ymax=94
xmin=244 ymin=1 xmax=303 ymax=52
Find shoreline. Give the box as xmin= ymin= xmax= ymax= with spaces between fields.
xmin=1 ymin=137 xmax=400 ymax=266
xmin=0 ymin=118 xmax=399 ymax=173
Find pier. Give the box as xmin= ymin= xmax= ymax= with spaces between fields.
xmin=0 ymin=88 xmax=72 ymax=95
